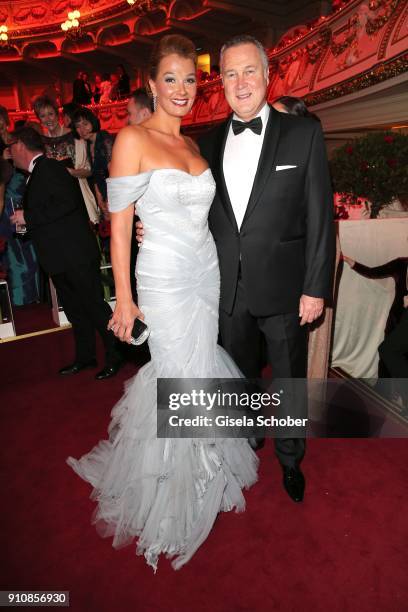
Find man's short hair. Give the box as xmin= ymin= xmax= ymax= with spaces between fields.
xmin=220 ymin=35 xmax=269 ymax=74
xmin=274 ymin=96 xmax=320 ymax=121
xmin=11 ymin=126 xmax=45 ymax=153
xmin=130 ymin=88 xmax=153 ymax=113
xmin=71 ymin=107 xmax=100 ymax=139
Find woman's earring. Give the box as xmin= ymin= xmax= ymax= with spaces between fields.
xmin=153 ymin=95 xmax=157 ymax=112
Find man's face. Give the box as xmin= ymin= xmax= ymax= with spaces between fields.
xmin=221 ymin=43 xmax=268 ymax=121
xmin=127 ymin=98 xmax=151 ymax=126
xmin=9 ymin=140 xmax=26 ymax=171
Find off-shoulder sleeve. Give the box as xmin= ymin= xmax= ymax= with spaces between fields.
xmin=107 ymin=172 xmax=152 ymax=213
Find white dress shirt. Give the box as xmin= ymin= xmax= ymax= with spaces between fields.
xmin=223 ymin=103 xmax=270 ymax=229
xmin=25 ymin=153 xmax=43 ymax=185
xmin=28 ymin=153 xmax=43 ymax=174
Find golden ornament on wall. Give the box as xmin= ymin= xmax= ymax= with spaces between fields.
xmin=31 ymin=6 xmax=47 ymax=19
xmin=14 ymin=8 xmax=31 ymax=23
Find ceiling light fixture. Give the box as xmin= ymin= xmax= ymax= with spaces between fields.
xmin=61 ymin=11 xmax=82 ymax=38
xmin=0 ymin=24 xmax=9 ymax=45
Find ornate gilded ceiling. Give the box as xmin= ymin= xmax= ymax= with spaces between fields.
xmin=0 ymin=0 xmax=331 ymax=62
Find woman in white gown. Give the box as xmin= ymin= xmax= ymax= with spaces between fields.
xmin=67 ymin=35 xmax=258 ymax=572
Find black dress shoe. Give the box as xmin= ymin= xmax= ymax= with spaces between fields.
xmin=95 ymin=360 xmax=123 ymax=380
xmin=282 ymin=466 xmax=305 ymax=502
xmin=59 ymin=359 xmax=97 ymax=376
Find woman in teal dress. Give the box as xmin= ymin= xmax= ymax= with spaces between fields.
xmin=0 ymin=155 xmax=40 ymax=306
xmin=0 ymin=105 xmax=40 ymax=305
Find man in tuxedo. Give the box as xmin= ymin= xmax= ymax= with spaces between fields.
xmin=81 ymin=73 xmax=93 ymax=106
xmin=9 ymin=126 xmax=122 ymax=380
xmin=72 ymin=71 xmax=92 ymax=106
xmin=198 ymin=35 xmax=335 ymax=502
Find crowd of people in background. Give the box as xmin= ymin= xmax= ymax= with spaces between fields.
xmin=0 ymin=86 xmax=153 ymax=308
xmin=197 ymin=64 xmax=220 ymax=83
xmin=34 ymin=62 xmax=217 ymax=113
xmin=72 ymin=65 xmax=131 ymax=106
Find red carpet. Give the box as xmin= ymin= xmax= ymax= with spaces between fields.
xmin=1 ymin=329 xmax=408 ymax=611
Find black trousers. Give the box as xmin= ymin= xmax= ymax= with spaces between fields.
xmin=52 ymin=259 xmax=118 ymax=364
xmin=219 ymin=277 xmax=307 ymax=468
xmin=379 ymin=309 xmax=408 ymax=378
xmin=379 ymin=309 xmax=408 ymax=404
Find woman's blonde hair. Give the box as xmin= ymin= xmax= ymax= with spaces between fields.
xmin=148 ymin=34 xmax=197 ymax=81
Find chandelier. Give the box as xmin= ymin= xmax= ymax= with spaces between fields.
xmin=61 ymin=11 xmax=82 ymax=39
xmin=0 ymin=24 xmax=8 ymax=46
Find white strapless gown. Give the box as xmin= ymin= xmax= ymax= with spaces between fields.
xmin=67 ymin=169 xmax=258 ymax=571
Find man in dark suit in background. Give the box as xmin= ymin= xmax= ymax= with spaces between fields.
xmin=9 ymin=126 xmax=122 ymax=380
xmin=127 ymin=88 xmax=153 ymax=126
xmin=199 ymin=35 xmax=335 ymax=502
xmin=72 ymin=71 xmax=92 ymax=106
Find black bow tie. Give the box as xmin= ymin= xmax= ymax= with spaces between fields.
xmin=231 ymin=116 xmax=263 ymax=136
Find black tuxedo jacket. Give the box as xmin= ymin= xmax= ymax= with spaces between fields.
xmin=199 ymin=105 xmax=335 ymax=316
xmin=24 ymin=156 xmax=99 ymax=275
xmin=73 ymin=78 xmax=92 ymax=105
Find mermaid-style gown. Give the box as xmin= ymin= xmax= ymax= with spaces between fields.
xmin=67 ymin=168 xmax=258 ymax=571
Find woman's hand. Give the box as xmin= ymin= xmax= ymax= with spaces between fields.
xmin=67 ymin=167 xmax=92 ymax=179
xmin=108 ymin=300 xmax=144 ymax=343
xmin=10 ymin=210 xmax=25 ymax=225
xmin=135 ymin=219 xmax=144 ymax=244
xmin=342 ymin=254 xmax=355 ymax=268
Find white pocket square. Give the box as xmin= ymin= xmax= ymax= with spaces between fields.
xmin=276 ymin=165 xmax=297 ymax=171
